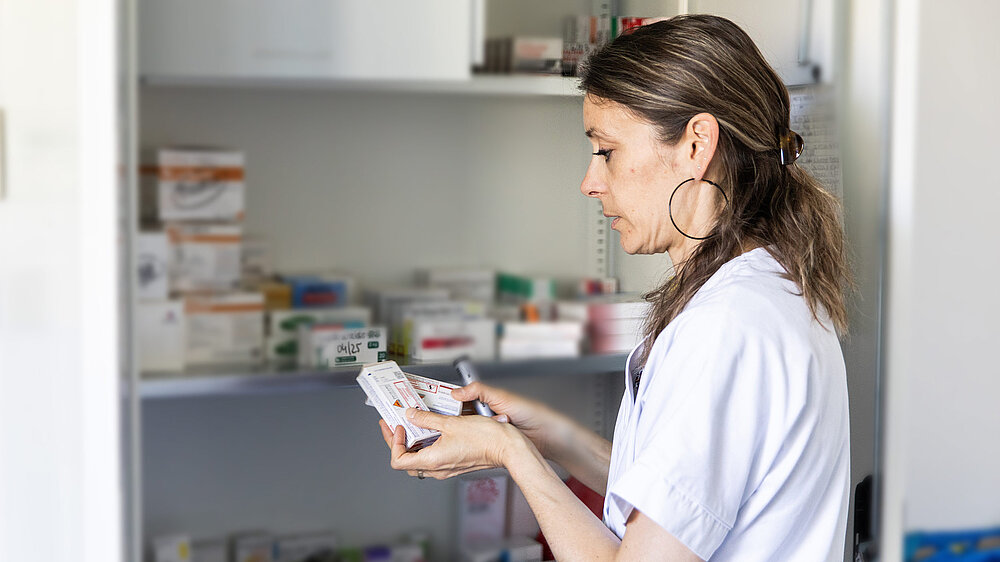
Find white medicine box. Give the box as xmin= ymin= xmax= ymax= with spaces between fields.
xmin=137 ymin=300 xmax=186 ymax=372
xmin=143 ymin=147 xmax=245 ymax=223
xmin=136 ymin=231 xmax=170 ymax=301
xmin=184 ymin=292 xmax=264 ymax=366
xmin=167 ymin=223 xmax=242 ymax=292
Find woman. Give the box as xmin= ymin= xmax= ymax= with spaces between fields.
xmin=379 ymin=14 xmax=851 ymax=561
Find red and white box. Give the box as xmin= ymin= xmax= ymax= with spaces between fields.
xmin=357 ymin=361 xmax=441 ymax=450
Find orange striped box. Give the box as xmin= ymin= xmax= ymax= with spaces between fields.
xmin=166 ymin=223 xmax=242 ymax=292
xmin=145 ymin=147 xmax=245 ymax=223
xmin=183 ymin=292 xmax=264 ymax=366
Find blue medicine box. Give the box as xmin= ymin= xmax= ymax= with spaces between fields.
xmin=283 ymin=276 xmax=349 ymax=308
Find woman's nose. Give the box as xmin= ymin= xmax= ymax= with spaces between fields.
xmin=580 ymin=160 xmax=606 ymax=198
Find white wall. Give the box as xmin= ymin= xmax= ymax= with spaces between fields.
xmin=883 ymin=0 xmax=1000 ymax=556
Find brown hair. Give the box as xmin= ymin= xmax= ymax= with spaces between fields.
xmin=580 ymin=14 xmax=851 ymax=365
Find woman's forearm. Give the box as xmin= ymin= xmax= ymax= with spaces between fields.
xmin=543 ymin=414 xmax=613 ymax=494
xmin=505 ymin=432 xmax=621 ymax=561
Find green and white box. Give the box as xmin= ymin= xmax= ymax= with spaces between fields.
xmin=299 ymin=325 xmax=386 ymax=368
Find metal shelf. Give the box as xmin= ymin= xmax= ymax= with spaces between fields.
xmin=141 ymin=353 xmax=628 ymax=399
xmin=140 ymin=74 xmax=584 ymax=97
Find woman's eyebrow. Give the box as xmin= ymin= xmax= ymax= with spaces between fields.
xmin=585 ymin=127 xmax=609 ymax=139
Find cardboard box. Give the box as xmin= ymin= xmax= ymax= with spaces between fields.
xmin=407 ymin=317 xmax=497 ymax=363
xmin=275 ymin=531 xmax=338 ymax=562
xmin=136 ymin=231 xmax=170 ymax=301
xmin=232 ymin=533 xmax=276 ymax=562
xmin=282 ymin=275 xmax=352 ymax=308
xmin=184 ymin=292 xmax=264 ymax=366
xmin=167 ymin=224 xmax=242 ymax=292
xmin=461 ymin=537 xmax=543 ymax=562
xmin=150 ymin=147 xmax=245 ymax=223
xmin=153 ymin=535 xmax=191 ymax=562
xmin=299 ymin=325 xmax=386 ymax=368
xmin=364 ymin=287 xmax=450 ymax=325
xmin=416 ymin=267 xmax=496 ymax=303
xmin=190 ymin=538 xmax=227 ymax=562
xmin=393 ymin=300 xmax=469 ymax=356
xmin=498 ymin=338 xmax=580 ymax=360
xmin=137 ymin=300 xmax=185 ymax=372
xmin=357 ymin=361 xmax=441 ymax=450
xmin=265 ymin=306 xmax=370 ymax=363
xmin=458 ymin=473 xmax=509 ymax=546
xmin=500 ymin=321 xmax=584 ymax=341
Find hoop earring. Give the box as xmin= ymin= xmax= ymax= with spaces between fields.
xmin=668 ymin=178 xmax=729 ymax=241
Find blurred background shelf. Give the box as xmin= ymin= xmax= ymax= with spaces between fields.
xmin=140 ymin=75 xmax=584 ymax=97
xmin=141 ymin=352 xmax=628 ymax=399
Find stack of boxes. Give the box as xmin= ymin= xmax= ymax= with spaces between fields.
xmin=138 ymin=147 xmax=263 ymax=371
xmin=558 ymin=296 xmax=650 ymax=354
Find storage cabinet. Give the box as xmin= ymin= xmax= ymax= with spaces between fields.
xmin=140 ymin=0 xmax=474 ymax=81
xmin=134 ymin=1 xmax=851 ymax=560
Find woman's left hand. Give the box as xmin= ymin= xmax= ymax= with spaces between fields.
xmin=378 ymin=408 xmax=521 ymax=480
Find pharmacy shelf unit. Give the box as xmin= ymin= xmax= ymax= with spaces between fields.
xmin=141 ymin=353 xmax=629 ymax=399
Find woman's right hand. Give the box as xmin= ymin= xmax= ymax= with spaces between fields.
xmin=451 ymin=382 xmax=567 ymax=461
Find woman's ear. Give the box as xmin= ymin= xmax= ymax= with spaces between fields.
xmin=685 ymin=113 xmax=719 ymax=181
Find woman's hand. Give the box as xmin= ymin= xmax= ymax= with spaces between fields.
xmin=378 ymin=408 xmax=527 ymax=480
xmin=450 ymin=382 xmax=567 ymax=460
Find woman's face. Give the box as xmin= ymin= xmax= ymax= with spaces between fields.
xmin=580 ymin=95 xmax=720 ymax=259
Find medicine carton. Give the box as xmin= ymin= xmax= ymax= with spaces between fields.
xmin=136 ymin=231 xmax=170 ymax=301
xmin=274 ymin=531 xmax=338 ymax=562
xmin=167 ymin=223 xmax=242 ymax=292
xmin=460 ymin=537 xmax=543 ymax=562
xmin=407 ymin=317 xmax=497 ymax=363
xmin=357 ymin=361 xmax=441 ymax=450
xmin=392 ymin=300 xmax=468 ymax=356
xmin=282 ymin=275 xmax=352 ymax=308
xmin=231 ymin=533 xmax=276 ymax=562
xmin=458 ymin=473 xmax=509 ymax=546
xmin=137 ymin=300 xmax=185 ymax=372
xmin=153 ymin=535 xmax=191 ymax=562
xmin=364 ymin=287 xmax=450 ymax=326
xmin=496 ymin=273 xmax=555 ymax=304
xmin=298 ymin=325 xmax=386 ymax=368
xmin=363 ymin=372 xmax=463 ymax=416
xmin=150 ymin=147 xmax=245 ymax=223
xmin=265 ymin=306 xmax=370 ymax=363
xmin=184 ymin=292 xmax=264 ymax=366
xmin=416 ymin=267 xmax=496 ymax=303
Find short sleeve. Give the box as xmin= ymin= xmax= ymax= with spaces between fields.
xmin=606 ymin=309 xmax=778 ymax=559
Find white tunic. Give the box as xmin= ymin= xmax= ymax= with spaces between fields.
xmin=603 ymin=248 xmax=850 ymax=561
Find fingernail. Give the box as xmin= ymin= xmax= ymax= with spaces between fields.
xmin=406 ymin=408 xmax=416 ymax=419
xmin=497 ymin=414 xmax=509 ymax=423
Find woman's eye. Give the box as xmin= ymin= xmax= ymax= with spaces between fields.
xmin=593 ymin=148 xmax=613 ymax=162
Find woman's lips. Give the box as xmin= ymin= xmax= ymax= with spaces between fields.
xmin=611 ymin=217 xmax=620 ymax=229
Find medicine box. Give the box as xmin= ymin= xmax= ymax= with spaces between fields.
xmin=497 ymin=273 xmax=555 ymax=303
xmin=364 ymin=287 xmax=451 ymax=325
xmin=231 ymin=533 xmax=276 ymax=562
xmin=167 ymin=223 xmax=242 ymax=292
xmin=274 ymin=530 xmax=338 ymax=562
xmin=458 ymin=473 xmax=509 ymax=546
xmin=460 ymin=537 xmax=543 ymax=562
xmin=407 ymin=317 xmax=497 ymax=363
xmin=392 ymin=300 xmax=468 ymax=356
xmin=153 ymin=535 xmax=191 ymax=562
xmin=298 ymin=325 xmax=386 ymax=368
xmin=356 ymin=361 xmax=441 ymax=450
xmin=184 ymin=292 xmax=264 ymax=366
xmin=364 ymin=372 xmax=464 ymax=417
xmin=265 ymin=306 xmax=370 ymax=363
xmin=137 ymin=300 xmax=185 ymax=372
xmin=149 ymin=147 xmax=245 ymax=223
xmin=416 ymin=267 xmax=496 ymax=303
xmin=136 ymin=231 xmax=170 ymax=301
xmin=282 ymin=275 xmax=352 ymax=308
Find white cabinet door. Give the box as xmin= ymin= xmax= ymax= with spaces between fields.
xmin=0 ymin=0 xmax=124 ymax=560
xmin=140 ymin=0 xmax=473 ymax=81
xmin=689 ymin=0 xmax=834 ymax=85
